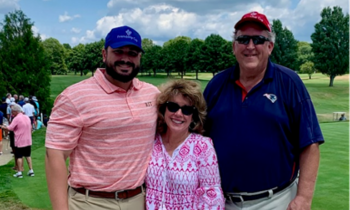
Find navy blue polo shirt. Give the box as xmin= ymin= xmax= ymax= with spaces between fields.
xmin=204 ymin=60 xmax=324 ymax=193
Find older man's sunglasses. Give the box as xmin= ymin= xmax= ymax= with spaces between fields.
xmin=236 ymin=35 xmax=270 ymax=45
xmin=165 ymin=101 xmax=195 ymax=116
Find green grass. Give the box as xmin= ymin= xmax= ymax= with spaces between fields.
xmin=0 ymin=129 xmax=47 ymax=210
xmin=313 ymin=122 xmax=349 ymax=210
xmin=0 ymin=72 xmax=348 ymax=209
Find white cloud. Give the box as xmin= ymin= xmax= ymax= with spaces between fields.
xmin=32 ymin=26 xmax=48 ymax=41
xmin=71 ymin=0 xmax=349 ymax=45
xmin=71 ymin=37 xmax=79 ymax=44
xmin=59 ymin=12 xmax=81 ymax=23
xmin=0 ymin=0 xmax=19 ymax=14
xmin=71 ymin=27 xmax=81 ymax=34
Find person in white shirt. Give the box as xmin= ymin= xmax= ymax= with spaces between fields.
xmin=22 ymin=98 xmax=35 ymax=130
xmin=5 ymin=93 xmax=11 ymax=105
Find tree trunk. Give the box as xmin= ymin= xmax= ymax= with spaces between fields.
xmin=196 ymin=69 xmax=198 ymax=80
xmin=181 ymin=71 xmax=184 ymax=79
xmin=153 ymin=70 xmax=156 ymax=77
xmin=329 ymin=75 xmax=335 ymax=86
xmin=309 ymin=74 xmax=311 ymax=79
xmin=80 ymin=70 xmax=83 ymax=76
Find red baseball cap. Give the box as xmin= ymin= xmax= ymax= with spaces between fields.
xmin=234 ymin=11 xmax=271 ymax=32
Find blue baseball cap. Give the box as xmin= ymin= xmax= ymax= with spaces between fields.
xmin=104 ymin=26 xmax=144 ymax=52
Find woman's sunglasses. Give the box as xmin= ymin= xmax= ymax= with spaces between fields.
xmin=165 ymin=101 xmax=196 ymax=116
xmin=235 ymin=35 xmax=270 ymax=45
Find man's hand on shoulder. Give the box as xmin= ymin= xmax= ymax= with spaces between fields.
xmin=287 ymin=195 xmax=311 ymax=210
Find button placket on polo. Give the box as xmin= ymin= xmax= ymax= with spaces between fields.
xmin=124 ymin=89 xmax=135 ymax=117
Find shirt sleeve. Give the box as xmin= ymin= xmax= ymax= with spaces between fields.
xmin=45 ymin=92 xmax=84 ymax=150
xmin=7 ymin=116 xmax=18 ymax=131
xmin=195 ymin=137 xmax=225 ymax=210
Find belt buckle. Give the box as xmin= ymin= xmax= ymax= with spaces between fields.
xmin=227 ymin=193 xmax=244 ymax=203
xmin=114 ymin=190 xmax=124 ymax=201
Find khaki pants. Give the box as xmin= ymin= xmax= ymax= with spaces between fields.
xmin=225 ymin=179 xmax=298 ymax=210
xmin=68 ymin=187 xmax=145 ymax=210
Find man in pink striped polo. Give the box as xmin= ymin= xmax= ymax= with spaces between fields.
xmin=45 ymin=26 xmax=159 ymax=210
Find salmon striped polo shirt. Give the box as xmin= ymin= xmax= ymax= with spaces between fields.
xmin=45 ymin=68 xmax=159 ymax=192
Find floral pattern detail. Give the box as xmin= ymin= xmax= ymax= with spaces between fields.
xmin=145 ymin=133 xmax=225 ymax=210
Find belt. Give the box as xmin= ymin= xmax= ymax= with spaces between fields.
xmin=225 ymin=178 xmax=296 ymax=202
xmin=72 ymin=186 xmax=142 ymax=200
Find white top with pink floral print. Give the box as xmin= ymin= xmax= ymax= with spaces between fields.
xmin=145 ymin=133 xmax=225 ymax=210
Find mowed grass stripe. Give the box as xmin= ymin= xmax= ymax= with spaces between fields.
xmin=312 ymin=122 xmax=349 ymax=210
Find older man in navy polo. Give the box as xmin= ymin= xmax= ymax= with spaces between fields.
xmin=204 ymin=11 xmax=324 ymax=210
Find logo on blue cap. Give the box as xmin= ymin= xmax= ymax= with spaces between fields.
xmin=105 ymin=26 xmax=144 ymax=52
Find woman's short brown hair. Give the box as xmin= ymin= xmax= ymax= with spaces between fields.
xmin=157 ymin=79 xmax=206 ymax=135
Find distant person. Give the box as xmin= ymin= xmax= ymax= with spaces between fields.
xmin=32 ymin=96 xmax=39 ymax=116
xmin=22 ymin=98 xmax=35 ymax=130
xmin=18 ymin=95 xmax=25 ymax=107
xmin=1 ymin=104 xmax=34 ymax=178
xmin=13 ymin=94 xmax=18 ymax=102
xmin=204 ymin=11 xmax=324 ymax=210
xmin=34 ymin=116 xmax=44 ymax=130
xmin=43 ymin=114 xmax=49 ymax=127
xmin=0 ymin=97 xmax=8 ymax=139
xmin=0 ymin=97 xmax=7 ymax=119
xmin=29 ymin=96 xmax=39 ymax=117
xmin=5 ymin=93 xmax=11 ymax=105
xmin=339 ymin=114 xmax=347 ymax=121
xmin=45 ymin=25 xmax=159 ymax=210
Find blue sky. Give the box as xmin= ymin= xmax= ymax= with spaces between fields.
xmin=1 ymin=0 xmax=348 ymax=47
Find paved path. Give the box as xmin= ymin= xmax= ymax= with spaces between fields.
xmin=0 ymin=138 xmax=14 ymax=166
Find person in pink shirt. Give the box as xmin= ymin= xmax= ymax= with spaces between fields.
xmin=45 ymin=26 xmax=159 ymax=210
xmin=145 ymin=80 xmax=225 ymax=210
xmin=1 ymin=104 xmax=34 ymax=178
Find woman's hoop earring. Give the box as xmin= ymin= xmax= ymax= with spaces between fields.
xmin=189 ymin=121 xmax=197 ymax=130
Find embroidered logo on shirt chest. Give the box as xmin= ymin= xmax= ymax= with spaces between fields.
xmin=263 ymin=93 xmax=277 ymax=103
xmin=145 ymin=102 xmax=152 ymax=107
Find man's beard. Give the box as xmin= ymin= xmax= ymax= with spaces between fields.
xmin=105 ymin=60 xmax=140 ymax=83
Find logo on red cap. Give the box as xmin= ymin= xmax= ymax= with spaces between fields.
xmin=235 ymin=11 xmax=271 ymax=32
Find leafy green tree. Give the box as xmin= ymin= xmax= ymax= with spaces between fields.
xmin=222 ymin=41 xmax=237 ymax=71
xmin=142 ymin=38 xmax=154 ymax=51
xmin=0 ymin=10 xmax=51 ymax=114
xmin=296 ymin=41 xmax=314 ymax=71
xmin=84 ymin=39 xmax=104 ymax=76
xmin=163 ymin=36 xmax=191 ymax=78
xmin=200 ymin=34 xmax=232 ymax=76
xmin=62 ymin=43 xmax=72 ymax=50
xmin=67 ymin=44 xmax=86 ymax=76
xmin=141 ymin=38 xmax=162 ymax=76
xmin=185 ymin=38 xmax=204 ymax=80
xmin=42 ymin=38 xmax=68 ymax=75
xmin=311 ymin=6 xmax=349 ymax=86
xmin=300 ymin=61 xmax=315 ymax=79
xmin=270 ymin=19 xmax=298 ymax=70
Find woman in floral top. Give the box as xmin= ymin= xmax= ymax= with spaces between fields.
xmin=145 ymin=80 xmax=224 ymax=210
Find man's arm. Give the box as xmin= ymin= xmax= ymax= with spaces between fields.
xmin=45 ymin=148 xmax=72 ymax=210
xmin=287 ymin=143 xmax=320 ymax=210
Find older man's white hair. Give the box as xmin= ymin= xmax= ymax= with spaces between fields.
xmin=11 ymin=104 xmax=22 ymax=113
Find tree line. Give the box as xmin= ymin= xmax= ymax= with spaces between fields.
xmin=0 ymin=6 xmax=348 ymax=113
